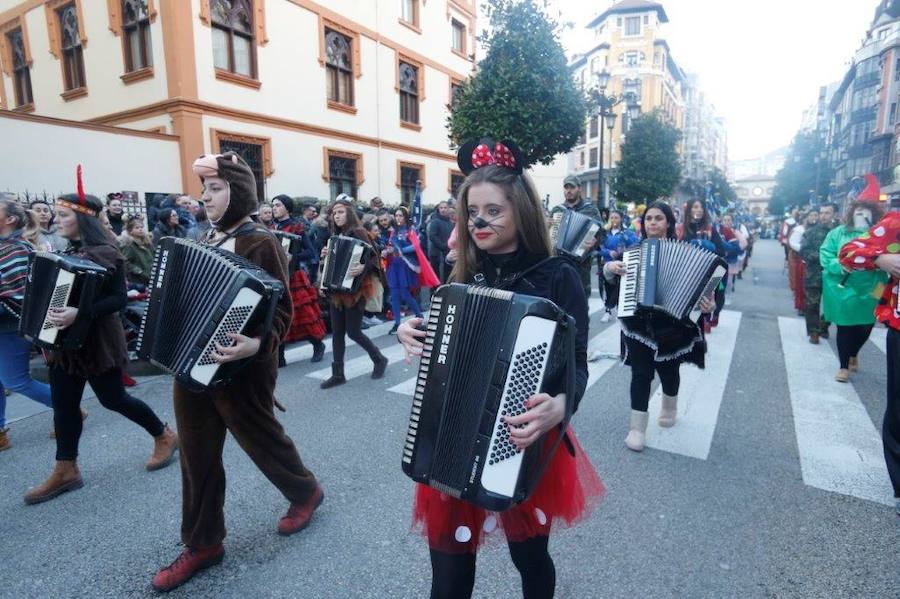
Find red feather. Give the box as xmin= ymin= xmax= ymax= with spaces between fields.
xmin=76 ymin=164 xmax=86 ymax=203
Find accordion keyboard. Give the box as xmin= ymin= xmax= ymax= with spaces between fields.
xmin=402 ymin=294 xmax=443 ymax=465
xmin=481 ymin=315 xmax=556 ymax=498
xmin=189 ymin=287 xmax=262 ymax=387
xmin=617 ymin=248 xmax=641 ymax=317
xmin=39 ymin=270 xmax=75 ymax=343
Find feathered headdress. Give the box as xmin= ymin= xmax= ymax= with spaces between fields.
xmin=56 ymin=165 xmax=99 ymax=217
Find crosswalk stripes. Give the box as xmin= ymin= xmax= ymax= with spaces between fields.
xmin=644 ymin=310 xmax=742 ymax=460
xmin=778 ymin=317 xmax=894 ymax=506
xmin=306 ymin=343 xmax=408 ymax=380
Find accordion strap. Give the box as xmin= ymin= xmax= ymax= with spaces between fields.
xmin=209 ymin=221 xmax=267 ymax=248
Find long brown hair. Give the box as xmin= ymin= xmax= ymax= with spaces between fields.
xmin=451 ymin=165 xmax=551 ymax=283
xmin=327 ymin=198 xmax=366 ymax=239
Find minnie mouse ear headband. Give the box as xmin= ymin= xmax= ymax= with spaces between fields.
xmin=56 ymin=165 xmax=100 ymax=217
xmin=456 ymin=138 xmax=524 ymax=176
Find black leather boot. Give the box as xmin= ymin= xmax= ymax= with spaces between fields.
xmin=372 ymin=354 xmax=389 ymax=379
xmin=320 ymin=362 xmax=346 ymax=389
xmin=311 ymin=339 xmax=326 ymax=363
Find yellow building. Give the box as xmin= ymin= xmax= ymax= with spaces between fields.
xmin=568 ymin=0 xmax=686 ymax=203
xmin=0 ymin=0 xmax=476 ymax=205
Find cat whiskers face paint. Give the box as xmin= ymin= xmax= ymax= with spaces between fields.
xmin=465 ymin=182 xmax=518 ymax=253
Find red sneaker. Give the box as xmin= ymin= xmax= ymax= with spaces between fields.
xmin=278 ymin=485 xmax=324 ymax=536
xmin=152 ymin=544 xmax=225 ymax=592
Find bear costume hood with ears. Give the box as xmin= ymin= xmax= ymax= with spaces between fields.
xmin=192 ymin=151 xmax=258 ymax=230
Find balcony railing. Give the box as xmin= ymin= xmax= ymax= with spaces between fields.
xmin=853 ymin=71 xmax=881 ymax=89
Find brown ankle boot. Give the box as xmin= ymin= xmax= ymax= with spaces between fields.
xmin=146 ymin=425 xmax=179 ymax=471
xmin=24 ymin=460 xmax=83 ymax=505
xmin=0 ymin=427 xmax=9 ymax=452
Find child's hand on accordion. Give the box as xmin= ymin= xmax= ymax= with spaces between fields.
xmin=210 ymin=333 xmax=261 ymax=363
xmin=503 ymin=393 xmax=566 ymax=450
xmin=348 ymin=264 xmax=365 ymax=277
xmin=698 ymin=296 xmax=715 ymax=314
xmin=47 ymin=307 xmax=78 ymax=329
xmin=397 ymin=317 xmax=426 ymax=363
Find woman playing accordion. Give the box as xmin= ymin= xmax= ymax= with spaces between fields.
xmin=397 ymin=138 xmax=604 ymax=599
xmin=604 ymin=201 xmax=715 ymax=452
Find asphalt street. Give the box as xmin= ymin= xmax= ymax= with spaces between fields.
xmin=1 ymin=239 xmax=898 ymax=598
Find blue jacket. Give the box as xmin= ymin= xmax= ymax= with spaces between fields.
xmin=599 ymin=228 xmax=640 ymax=261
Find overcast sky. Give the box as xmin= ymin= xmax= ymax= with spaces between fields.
xmin=550 ymin=0 xmax=878 ymax=160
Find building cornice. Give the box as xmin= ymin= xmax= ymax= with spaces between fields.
xmin=0 ymin=108 xmax=179 ymax=141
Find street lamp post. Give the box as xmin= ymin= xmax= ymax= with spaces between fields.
xmin=590 ymin=70 xmax=623 ymax=210
xmin=605 ymin=112 xmax=617 ymax=207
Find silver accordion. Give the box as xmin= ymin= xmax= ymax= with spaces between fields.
xmin=319 ymin=235 xmax=373 ymax=293
xmin=137 ymin=237 xmax=284 ymax=390
xmin=400 ymin=283 xmax=576 ymax=511
xmin=549 ymin=210 xmax=602 ymax=260
xmin=617 ymin=239 xmax=726 ymax=321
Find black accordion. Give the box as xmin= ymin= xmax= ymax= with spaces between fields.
xmin=137 ymin=237 xmax=284 ymax=390
xmin=273 ymin=231 xmax=302 ymax=275
xmin=401 ymin=283 xmax=576 ymax=511
xmin=19 ymin=252 xmax=107 ymax=350
xmin=617 ymin=239 xmax=726 ymax=321
xmin=549 ymin=210 xmax=602 ymax=260
xmin=319 ymin=235 xmax=373 ymax=293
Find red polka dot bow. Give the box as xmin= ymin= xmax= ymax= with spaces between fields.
xmin=471 ymin=142 xmax=517 ymax=171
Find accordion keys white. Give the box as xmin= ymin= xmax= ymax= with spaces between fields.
xmin=19 ymin=252 xmax=108 ymax=350
xmin=551 ymin=210 xmax=602 ymax=260
xmin=137 ymin=237 xmax=284 ymax=390
xmin=319 ymin=235 xmax=373 ymax=293
xmin=401 ymin=283 xmax=576 ymax=511
xmin=617 ymin=239 xmax=727 ymax=321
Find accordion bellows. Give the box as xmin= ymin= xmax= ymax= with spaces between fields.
xmin=19 ymin=252 xmax=107 ymax=350
xmin=550 ymin=210 xmax=602 ymax=259
xmin=618 ymin=239 xmax=727 ymax=321
xmin=319 ymin=235 xmax=374 ymax=293
xmin=401 ymin=283 xmax=576 ymax=511
xmin=137 ymin=237 xmax=284 ymax=390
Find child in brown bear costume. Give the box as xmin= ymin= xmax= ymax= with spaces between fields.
xmin=152 ymin=153 xmax=323 ymax=592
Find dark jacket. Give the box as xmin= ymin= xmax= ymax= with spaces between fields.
xmin=152 ymin=221 xmax=187 ymax=246
xmin=121 ymin=238 xmax=154 ymax=284
xmin=426 ymin=213 xmax=454 ymax=259
xmin=799 ymin=222 xmax=834 ymax=288
xmin=471 ymin=248 xmax=589 ymax=413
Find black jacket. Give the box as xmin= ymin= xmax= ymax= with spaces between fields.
xmin=426 ymin=213 xmax=454 ymax=259
xmin=471 ymin=248 xmax=590 ymax=413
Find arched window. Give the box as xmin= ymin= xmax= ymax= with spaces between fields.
xmin=325 ymin=29 xmax=353 ymax=106
xmin=122 ymin=0 xmax=152 ymax=72
xmin=211 ymin=0 xmax=255 ymax=78
xmin=8 ymin=28 xmax=33 ymax=106
xmin=399 ymin=61 xmax=419 ymax=124
xmin=58 ymin=4 xmax=85 ymax=90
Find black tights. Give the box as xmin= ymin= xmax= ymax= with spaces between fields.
xmin=429 ymin=536 xmax=555 ymax=599
xmin=329 ymin=301 xmax=383 ymax=364
xmin=836 ymin=324 xmax=874 ymax=369
xmin=627 ymin=338 xmax=680 ymax=412
xmin=50 ymin=366 xmax=164 ymax=461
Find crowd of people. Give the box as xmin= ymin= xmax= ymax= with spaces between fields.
xmin=3 ymin=141 xmax=900 ymax=598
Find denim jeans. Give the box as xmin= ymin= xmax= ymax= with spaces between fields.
xmin=0 ymin=331 xmax=53 ymax=429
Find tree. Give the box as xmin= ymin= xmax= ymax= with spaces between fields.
xmin=679 ymin=167 xmax=737 ymax=207
xmin=448 ymin=0 xmax=587 ymax=167
xmin=768 ymin=130 xmax=832 ymax=216
xmin=612 ymin=110 xmax=682 ymax=204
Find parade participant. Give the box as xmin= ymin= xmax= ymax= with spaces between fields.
xmin=23 ymin=182 xmax=177 ymax=505
xmin=0 ymin=197 xmax=53 ymax=451
xmin=121 ymin=215 xmax=154 ymax=287
xmin=258 ymin=201 xmax=274 ymax=228
xmin=152 ymin=153 xmax=323 ymax=591
xmin=799 ymin=204 xmax=836 ymax=344
xmin=820 ymin=200 xmax=887 ymax=383
xmin=385 ymin=206 xmax=436 ymax=335
xmin=317 ymin=198 xmax=389 ymax=389
xmin=397 ymin=139 xmax=604 ymax=599
xmin=720 ymin=213 xmax=748 ymax=295
xmin=838 ymin=202 xmax=900 ymax=516
xmin=549 ymin=175 xmax=601 ymax=298
xmin=605 ymin=202 xmax=715 ymax=451
xmin=271 ymin=194 xmax=326 ymax=364
xmin=680 ymin=199 xmax=727 ymax=332
xmin=598 ymin=210 xmax=638 ymax=322
xmin=29 ymin=199 xmax=68 ymax=252
xmin=788 ymin=209 xmax=817 ymax=314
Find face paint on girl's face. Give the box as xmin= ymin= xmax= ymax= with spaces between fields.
xmin=853 ymin=208 xmax=873 ymax=231
xmin=465 ymin=182 xmax=517 ymax=254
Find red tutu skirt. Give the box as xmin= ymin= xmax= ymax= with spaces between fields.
xmin=411 ymin=427 xmax=605 ymax=554
xmin=284 ymin=269 xmax=326 ymax=343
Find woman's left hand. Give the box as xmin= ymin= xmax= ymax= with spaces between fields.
xmin=210 ymin=333 xmax=261 ymax=363
xmin=348 ymin=264 xmax=364 ymax=277
xmin=698 ymin=296 xmax=715 ymax=314
xmin=504 ymin=393 xmax=566 ymax=450
xmin=47 ymin=307 xmax=78 ymax=329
